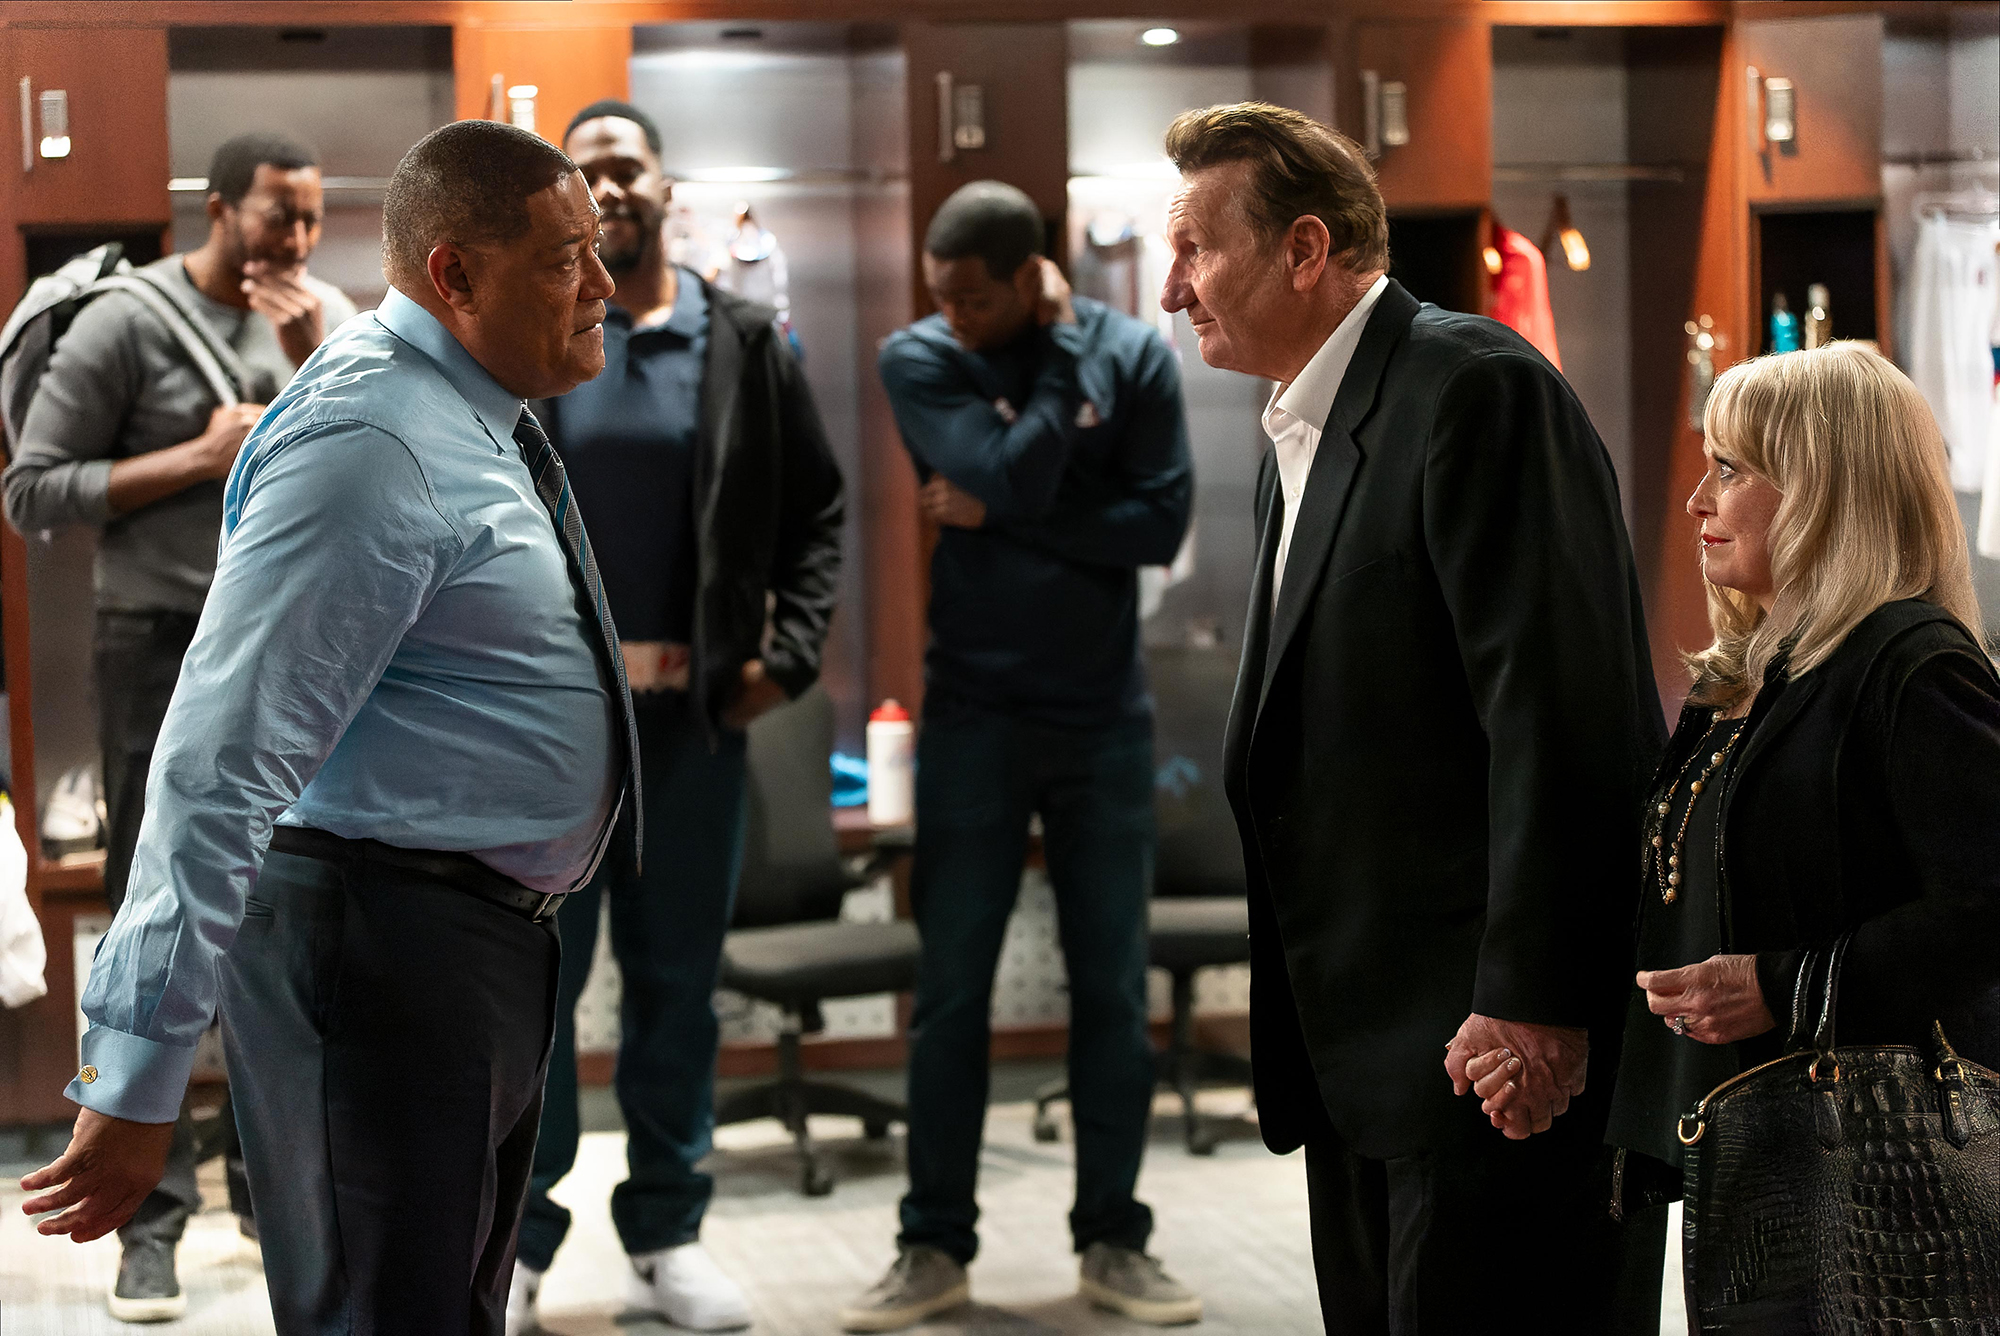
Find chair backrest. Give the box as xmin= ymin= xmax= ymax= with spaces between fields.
xmin=734 ymin=685 xmax=851 ymax=929
xmin=1147 ymin=644 xmax=1248 ymax=899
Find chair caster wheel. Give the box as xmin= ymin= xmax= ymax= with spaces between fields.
xmin=863 ymin=1119 xmax=891 ymax=1140
xmin=1033 ymin=1115 xmax=1061 ymax=1143
xmin=803 ymin=1166 xmax=835 ymax=1197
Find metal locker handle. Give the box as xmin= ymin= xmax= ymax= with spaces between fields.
xmin=1360 ymin=69 xmax=1381 ymax=159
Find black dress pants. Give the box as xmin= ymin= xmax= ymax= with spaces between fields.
xmin=1300 ymin=1091 xmax=1666 ymax=1335
xmin=218 ymin=846 xmax=559 ymax=1335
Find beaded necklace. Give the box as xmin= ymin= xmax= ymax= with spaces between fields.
xmin=1647 ymin=715 xmax=1746 ymax=906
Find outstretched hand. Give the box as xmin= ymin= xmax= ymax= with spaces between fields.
xmin=19 ymin=1107 xmax=175 ymax=1242
xmin=1445 ymin=1014 xmax=1589 ymax=1140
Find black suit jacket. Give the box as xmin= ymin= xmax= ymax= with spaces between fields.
xmin=1222 ymin=280 xmax=1665 ymax=1159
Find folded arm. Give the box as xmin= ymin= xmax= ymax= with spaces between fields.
xmin=986 ymin=337 xmax=1192 ymax=569
xmin=880 ymin=324 xmax=1088 ymax=521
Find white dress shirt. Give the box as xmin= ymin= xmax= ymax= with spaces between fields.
xmin=1261 ymin=274 xmax=1390 ymax=607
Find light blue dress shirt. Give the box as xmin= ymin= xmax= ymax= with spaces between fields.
xmin=69 ymin=287 xmax=619 ymax=1123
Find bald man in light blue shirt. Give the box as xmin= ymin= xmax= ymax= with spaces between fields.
xmin=24 ymin=120 xmax=633 ymax=1335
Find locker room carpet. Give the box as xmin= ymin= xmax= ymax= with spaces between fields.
xmin=1 ymin=1081 xmax=1687 ymax=1334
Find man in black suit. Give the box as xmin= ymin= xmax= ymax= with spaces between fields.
xmin=1160 ymin=103 xmax=1666 ymax=1332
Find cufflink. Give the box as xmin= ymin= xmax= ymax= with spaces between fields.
xmin=78 ymin=1065 xmax=98 ymax=1084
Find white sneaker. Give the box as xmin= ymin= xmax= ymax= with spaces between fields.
xmin=42 ymin=765 xmax=101 ymax=856
xmin=626 ymin=1242 xmax=752 ymax=1331
xmin=505 ymin=1262 xmax=542 ymax=1336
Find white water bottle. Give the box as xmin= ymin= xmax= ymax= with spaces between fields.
xmin=866 ymin=700 xmax=915 ymax=827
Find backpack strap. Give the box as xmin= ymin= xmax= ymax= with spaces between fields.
xmin=99 ymin=271 xmax=248 ymax=409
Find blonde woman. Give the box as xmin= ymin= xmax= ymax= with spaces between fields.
xmin=1515 ymin=341 xmax=1998 ymax=1223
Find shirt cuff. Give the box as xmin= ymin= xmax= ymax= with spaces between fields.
xmin=64 ymin=1025 xmax=195 ymax=1124
xmin=72 ymin=458 xmax=118 ymax=523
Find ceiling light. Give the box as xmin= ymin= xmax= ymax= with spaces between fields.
xmin=679 ymin=166 xmax=790 ymax=184
xmin=1141 ymin=28 xmax=1181 ymax=47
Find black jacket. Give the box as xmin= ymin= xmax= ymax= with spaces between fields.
xmin=1681 ymin=598 xmax=2000 ymax=1069
xmin=1222 ymin=280 xmax=1665 ymax=1159
xmin=541 ymin=281 xmax=844 ymax=735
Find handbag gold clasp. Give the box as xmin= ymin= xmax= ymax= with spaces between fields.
xmin=1677 ymin=1113 xmax=1705 ymax=1146
xmin=1807 ymin=1053 xmax=1840 ymax=1084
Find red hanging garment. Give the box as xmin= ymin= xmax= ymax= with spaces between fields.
xmin=1488 ymin=222 xmax=1562 ymax=370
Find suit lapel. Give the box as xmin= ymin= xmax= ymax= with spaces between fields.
xmin=1254 ymin=281 xmax=1421 ymax=721
xmin=1225 ymin=454 xmax=1282 ymax=784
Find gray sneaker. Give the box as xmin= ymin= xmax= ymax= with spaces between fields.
xmin=839 ymin=1246 xmax=971 ymax=1332
xmin=1078 ymin=1243 xmax=1202 ymax=1326
xmin=107 ymin=1241 xmax=187 ymax=1323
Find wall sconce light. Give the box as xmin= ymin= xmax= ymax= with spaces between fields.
xmin=18 ymin=78 xmax=71 ymax=170
xmin=1747 ymin=66 xmax=1797 ymax=157
xmin=935 ymin=72 xmax=986 ymax=163
xmin=1140 ymin=27 xmax=1180 ymax=47
xmin=1541 ymin=194 xmax=1590 ymax=272
xmin=1360 ymin=71 xmax=1411 ymax=160
xmin=507 ymin=85 xmax=539 ymax=135
xmin=1762 ymin=77 xmax=1796 ymax=148
xmin=37 ymin=89 xmax=70 ymax=159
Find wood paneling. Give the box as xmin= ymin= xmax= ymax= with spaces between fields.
xmin=451 ymin=23 xmax=631 ymax=146
xmin=1628 ymin=25 xmax=1740 ymax=712
xmin=3 ymin=26 xmax=171 ymax=228
xmin=1348 ymin=18 xmax=1492 ymax=212
xmin=1736 ymin=11 xmax=1884 ymax=205
xmin=902 ymin=22 xmax=1070 ymax=286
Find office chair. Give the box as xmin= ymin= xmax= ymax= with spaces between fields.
xmin=714 ymin=687 xmax=920 ymax=1196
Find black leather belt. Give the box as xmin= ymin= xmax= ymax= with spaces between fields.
xmin=268 ymin=826 xmax=565 ymax=923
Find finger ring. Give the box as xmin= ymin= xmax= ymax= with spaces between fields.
xmin=1669 ymin=1015 xmax=1687 ymax=1036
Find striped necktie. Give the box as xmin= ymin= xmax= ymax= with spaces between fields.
xmin=514 ymin=406 xmax=643 ymax=876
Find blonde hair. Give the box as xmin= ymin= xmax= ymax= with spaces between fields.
xmin=1686 ymin=341 xmax=1980 ymax=710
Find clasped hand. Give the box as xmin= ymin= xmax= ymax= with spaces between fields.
xmin=1444 ymin=1013 xmax=1589 ymax=1141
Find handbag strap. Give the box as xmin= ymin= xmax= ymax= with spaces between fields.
xmin=1784 ymin=931 xmax=1854 ymax=1056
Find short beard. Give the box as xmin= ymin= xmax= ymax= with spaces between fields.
xmin=599 ymin=207 xmax=662 ymax=275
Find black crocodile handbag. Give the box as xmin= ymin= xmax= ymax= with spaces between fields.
xmin=1677 ymin=935 xmax=2000 ymax=1333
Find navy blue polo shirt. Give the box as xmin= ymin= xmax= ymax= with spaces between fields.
xmin=544 ymin=269 xmax=708 ymax=643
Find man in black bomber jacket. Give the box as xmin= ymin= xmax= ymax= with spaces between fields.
xmin=510 ymin=102 xmax=844 ymax=1333
xmin=1162 ymin=104 xmax=1667 ymax=1333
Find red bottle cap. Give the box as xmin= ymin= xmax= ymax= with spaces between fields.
xmin=870 ymin=700 xmax=911 ymax=723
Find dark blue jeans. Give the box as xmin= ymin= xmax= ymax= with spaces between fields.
xmin=898 ymin=708 xmax=1157 ymax=1265
xmin=517 ymin=693 xmax=748 ymax=1270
